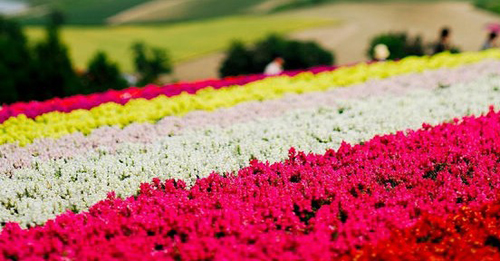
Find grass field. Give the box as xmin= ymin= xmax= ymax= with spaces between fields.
xmin=18 ymin=0 xmax=275 ymax=25
xmin=25 ymin=14 xmax=334 ymax=72
xmin=16 ymin=0 xmax=476 ymax=25
xmin=19 ymin=0 xmax=149 ymax=25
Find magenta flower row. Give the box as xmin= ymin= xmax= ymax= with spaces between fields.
xmin=0 ymin=66 xmax=336 ymax=123
xmin=2 ymin=107 xmax=500 ymax=259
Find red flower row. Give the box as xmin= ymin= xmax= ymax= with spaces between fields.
xmin=0 ymin=66 xmax=336 ymax=123
xmin=348 ymin=198 xmax=500 ymax=260
xmin=2 ymin=107 xmax=500 ymax=259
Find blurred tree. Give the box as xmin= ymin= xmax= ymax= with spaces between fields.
xmin=0 ymin=16 xmax=35 ymax=104
xmin=81 ymin=51 xmax=127 ymax=94
xmin=32 ymin=22 xmax=82 ymax=99
xmin=219 ymin=34 xmax=334 ymax=77
xmin=251 ymin=34 xmax=287 ymax=72
xmin=132 ymin=42 xmax=172 ymax=86
xmin=48 ymin=9 xmax=66 ymax=28
xmin=219 ymin=41 xmax=254 ymax=77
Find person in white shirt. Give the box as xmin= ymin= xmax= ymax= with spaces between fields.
xmin=264 ymin=57 xmax=284 ymax=75
xmin=374 ymin=44 xmax=390 ymax=61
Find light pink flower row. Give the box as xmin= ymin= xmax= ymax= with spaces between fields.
xmin=2 ymin=106 xmax=500 ymax=259
xmin=1 ymin=60 xmax=499 ymax=174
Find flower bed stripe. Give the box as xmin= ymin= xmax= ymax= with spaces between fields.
xmin=347 ymin=199 xmax=500 ymax=260
xmin=1 ymin=50 xmax=499 ymax=146
xmin=2 ymin=74 xmax=500 ymax=227
xmin=1 ymin=60 xmax=499 ymax=173
xmin=2 ymin=108 xmax=500 ymax=259
xmin=0 ymin=66 xmax=337 ymax=123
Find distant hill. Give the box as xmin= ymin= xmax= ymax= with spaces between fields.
xmin=15 ymin=0 xmax=149 ymax=25
xmin=14 ymin=0 xmax=289 ymax=25
xmin=16 ymin=0 xmax=474 ymax=25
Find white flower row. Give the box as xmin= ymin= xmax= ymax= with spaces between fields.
xmin=1 ymin=61 xmax=499 ymax=172
xmin=2 ymin=74 xmax=500 ymax=227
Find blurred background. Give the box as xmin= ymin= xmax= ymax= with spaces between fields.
xmin=0 ymin=0 xmax=499 ymax=104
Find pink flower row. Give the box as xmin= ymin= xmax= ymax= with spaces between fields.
xmin=0 ymin=66 xmax=336 ymax=123
xmin=2 ymin=107 xmax=500 ymax=259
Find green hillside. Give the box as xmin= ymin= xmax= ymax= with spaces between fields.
xmin=15 ymin=0 xmax=474 ymax=25
xmin=16 ymin=0 xmax=273 ymax=25
xmin=18 ymin=0 xmax=150 ymax=25
xmin=474 ymin=0 xmax=500 ymax=15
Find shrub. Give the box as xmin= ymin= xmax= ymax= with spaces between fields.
xmin=80 ymin=51 xmax=128 ymax=94
xmin=0 ymin=17 xmax=35 ymax=104
xmin=131 ymin=42 xmax=172 ymax=87
xmin=367 ymin=32 xmax=424 ymax=60
xmin=31 ymin=26 xmax=82 ymax=99
xmin=219 ymin=41 xmax=254 ymax=78
xmin=220 ymin=34 xmax=335 ymax=77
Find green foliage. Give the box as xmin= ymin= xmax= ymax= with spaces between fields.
xmin=367 ymin=32 xmax=424 ymax=60
xmin=31 ymin=26 xmax=82 ymax=99
xmin=220 ymin=34 xmax=335 ymax=77
xmin=450 ymin=46 xmax=462 ymax=54
xmin=47 ymin=9 xmax=66 ymax=28
xmin=0 ymin=16 xmax=35 ymax=104
xmin=219 ymin=41 xmax=254 ymax=77
xmin=81 ymin=51 xmax=127 ymax=94
xmin=0 ymin=15 xmax=131 ymax=104
xmin=132 ymin=42 xmax=172 ymax=86
xmin=474 ymin=0 xmax=500 ymax=15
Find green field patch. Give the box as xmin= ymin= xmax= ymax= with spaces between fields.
xmin=26 ymin=15 xmax=334 ymax=72
xmin=20 ymin=0 xmax=149 ymax=25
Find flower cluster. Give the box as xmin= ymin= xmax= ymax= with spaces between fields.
xmin=2 ymin=72 xmax=500 ymax=227
xmin=0 ymin=50 xmax=498 ymax=146
xmin=349 ymin=198 xmax=500 ymax=260
xmin=2 ymin=108 xmax=500 ymax=259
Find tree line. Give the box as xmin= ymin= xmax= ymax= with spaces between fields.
xmin=0 ymin=13 xmax=171 ymax=104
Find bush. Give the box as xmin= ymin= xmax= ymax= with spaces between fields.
xmin=81 ymin=51 xmax=127 ymax=94
xmin=367 ymin=32 xmax=424 ymax=61
xmin=219 ymin=34 xmax=335 ymax=77
xmin=132 ymin=42 xmax=172 ymax=87
xmin=31 ymin=26 xmax=82 ymax=99
xmin=0 ymin=15 xmax=130 ymax=104
xmin=0 ymin=17 xmax=35 ymax=104
xmin=219 ymin=41 xmax=254 ymax=77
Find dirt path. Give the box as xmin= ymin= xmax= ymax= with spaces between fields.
xmin=174 ymin=1 xmax=500 ymax=81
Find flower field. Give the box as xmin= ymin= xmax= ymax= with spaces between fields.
xmin=2 ymin=50 xmax=500 ymax=259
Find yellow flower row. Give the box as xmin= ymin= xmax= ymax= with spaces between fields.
xmin=3 ymin=50 xmax=500 ymax=146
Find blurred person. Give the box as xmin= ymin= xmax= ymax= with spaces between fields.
xmin=374 ymin=44 xmax=390 ymax=61
xmin=264 ymin=57 xmax=284 ymax=75
xmin=123 ymin=73 xmax=138 ymax=86
xmin=481 ymin=32 xmax=498 ymax=50
xmin=433 ymin=27 xmax=451 ymax=54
